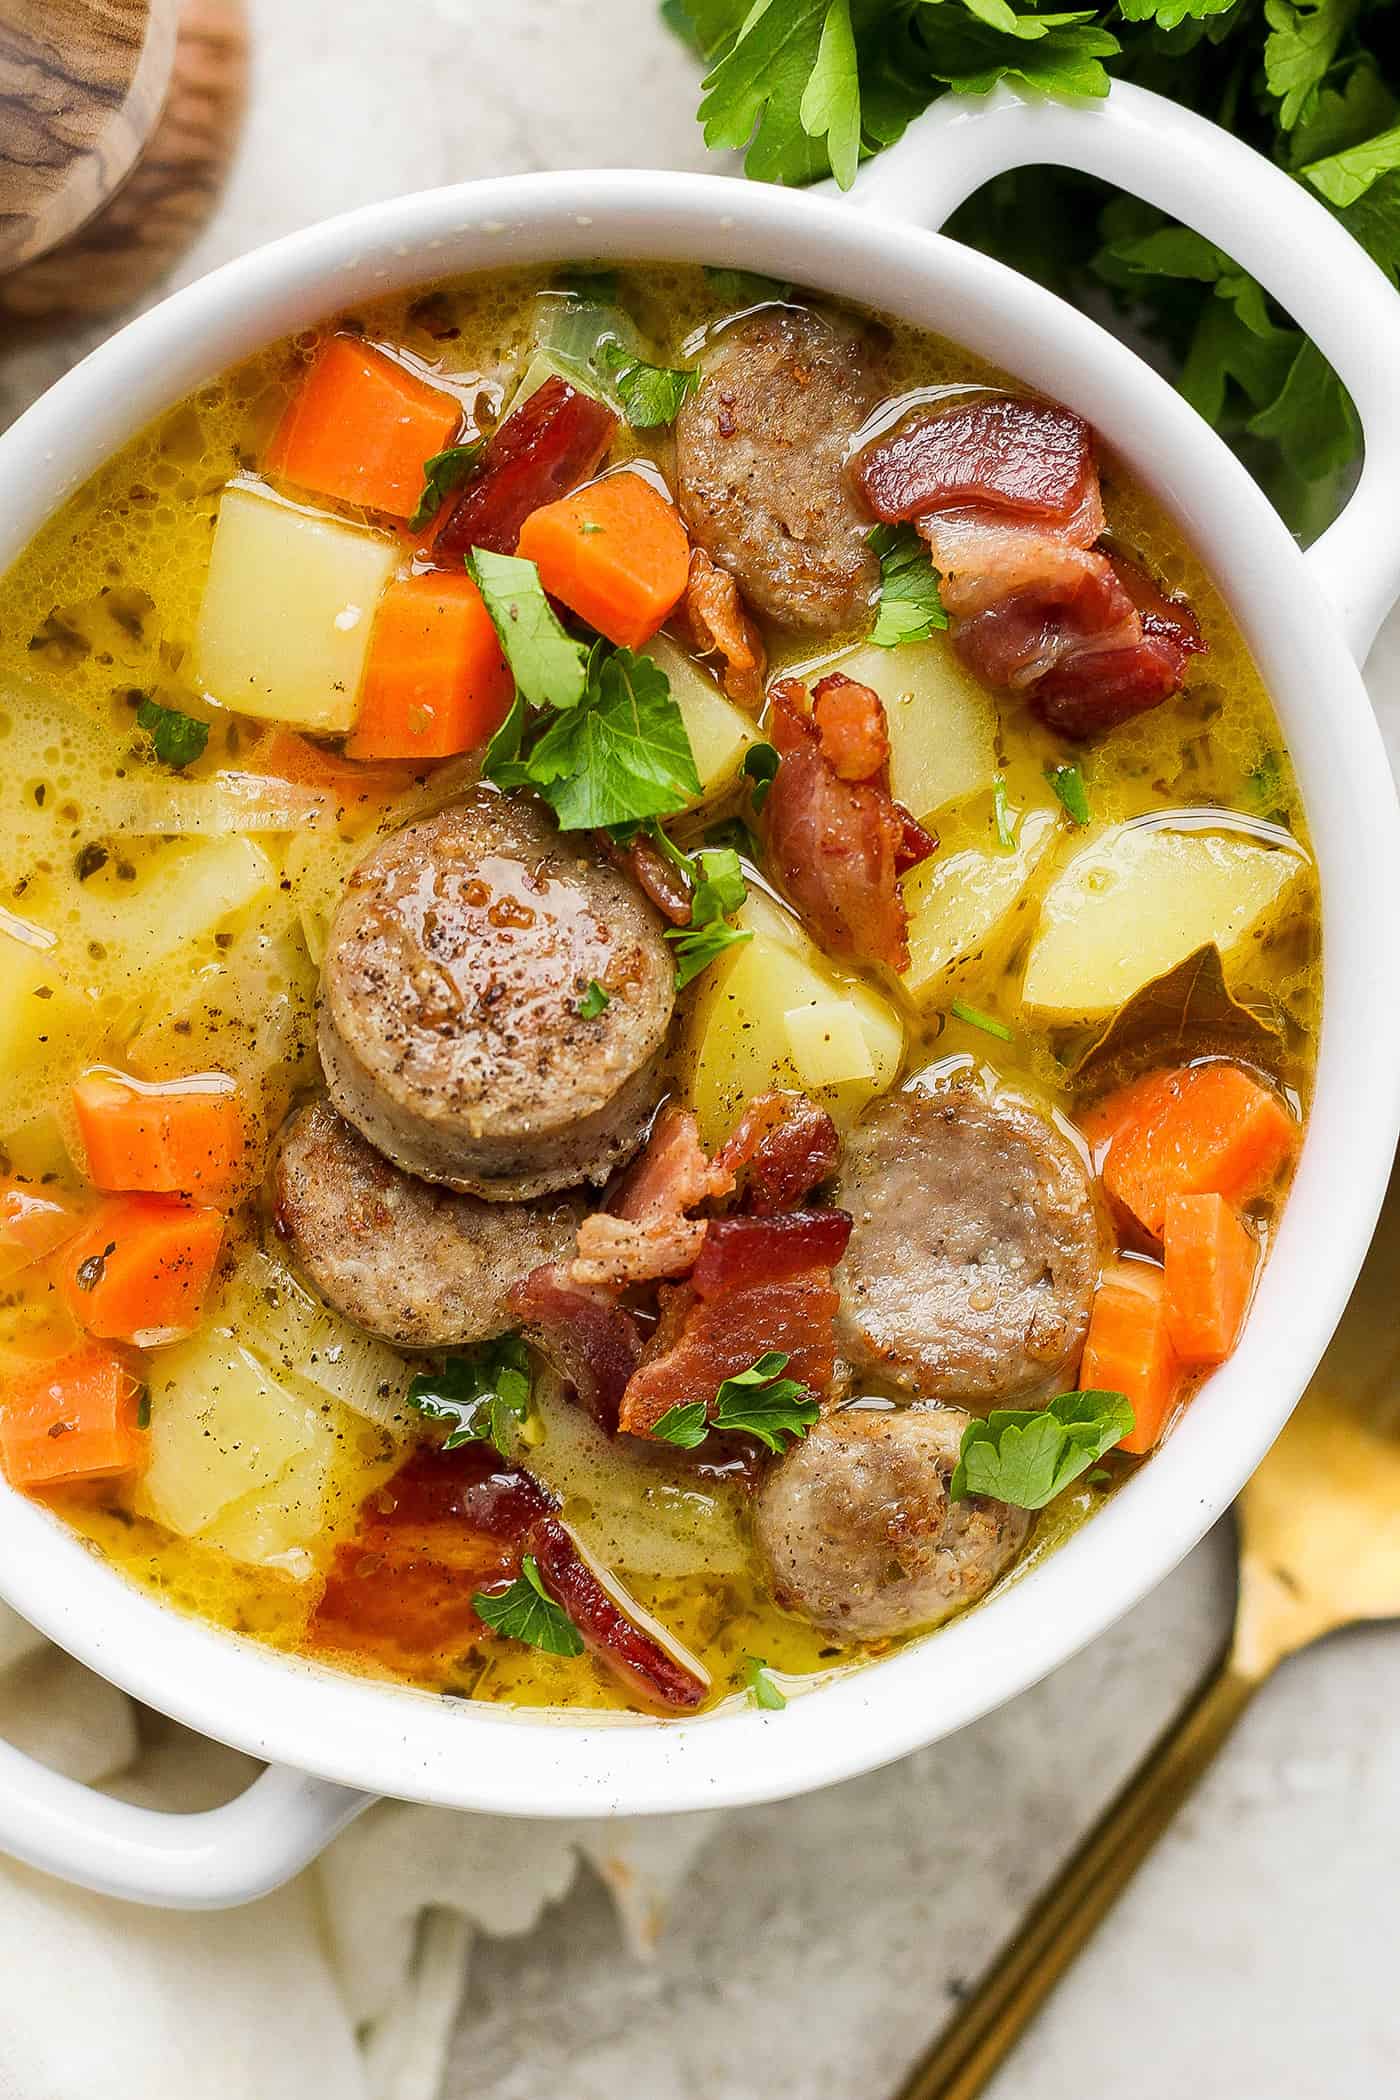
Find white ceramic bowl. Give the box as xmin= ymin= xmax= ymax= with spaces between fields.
xmin=1 ymin=82 xmax=1398 ymax=1909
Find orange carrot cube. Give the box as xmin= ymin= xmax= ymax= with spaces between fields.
xmin=345 ymin=571 xmax=514 ymax=761
xmin=266 ymin=336 xmax=461 ymax=519
xmin=1 ymin=1344 xmax=146 ymax=1490
xmin=516 ymin=470 xmax=690 ymax=649
xmin=61 ymin=1195 xmax=224 ymax=1345
xmin=1081 ymin=1259 xmax=1184 ymax=1456
xmin=1163 ymin=1193 xmax=1258 ymax=1365
xmin=1102 ymin=1061 xmax=1296 ymax=1241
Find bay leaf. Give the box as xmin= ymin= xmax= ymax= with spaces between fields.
xmin=1065 ymin=942 xmax=1285 ymax=1095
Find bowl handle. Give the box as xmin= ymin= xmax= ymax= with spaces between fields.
xmin=843 ymin=80 xmax=1400 ymax=665
xmin=0 ymin=1734 xmax=366 ymax=1908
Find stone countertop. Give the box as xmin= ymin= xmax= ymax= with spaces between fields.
xmin=4 ymin=4 xmax=1398 ymax=2094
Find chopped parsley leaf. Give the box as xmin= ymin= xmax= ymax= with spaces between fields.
xmin=405 ymin=1335 xmax=533 ymax=1457
xmin=577 ymin=979 xmax=611 ymax=1018
xmin=1045 ymin=763 xmax=1091 ymax=827
xmin=664 ymin=844 xmax=752 ymax=989
xmin=407 ymin=439 xmax=484 ymax=535
xmin=136 ymin=696 xmax=209 ymax=770
xmin=651 ymin=1351 xmax=819 ymax=1455
xmin=468 ymin=548 xmax=590 ymax=713
xmin=599 ymin=343 xmax=703 ymax=428
xmin=867 ymin=523 xmax=948 ymax=648
xmin=741 ymin=741 xmax=779 ymax=812
xmin=951 ymin=1392 xmax=1134 ymax=1510
xmin=742 ymin=1656 xmax=787 ymax=1710
xmin=472 ymin=1554 xmax=584 ymax=1657
xmin=992 ymin=773 xmax=1016 ymax=851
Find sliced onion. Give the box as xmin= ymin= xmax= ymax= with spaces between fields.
xmin=105 ymin=772 xmax=337 ymax=836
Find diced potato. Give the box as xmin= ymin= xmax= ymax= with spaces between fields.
xmin=194 ymin=480 xmax=398 ymax=733
xmin=783 ymin=1000 xmax=875 ymax=1085
xmin=198 ymin=1446 xmax=332 ymax=1572
xmin=683 ymin=889 xmax=904 ymax=1146
xmin=96 ymin=835 xmax=280 ymax=963
xmin=642 ymin=633 xmax=757 ymax=808
xmin=137 ymin=1326 xmax=334 ymax=1538
xmin=902 ymin=808 xmax=1059 ymax=1008
xmin=1022 ymin=822 xmax=1307 ymax=1023
xmin=828 ymin=637 xmax=999 ymax=823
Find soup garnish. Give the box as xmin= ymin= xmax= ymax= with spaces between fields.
xmin=0 ymin=266 xmax=1317 ymax=1714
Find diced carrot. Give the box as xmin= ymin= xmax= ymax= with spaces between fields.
xmin=345 ymin=571 xmax=514 ymax=761
xmin=1078 ymin=1068 xmax=1179 ymax=1160
xmin=74 ymin=1069 xmax=244 ymax=1199
xmin=1102 ymin=1061 xmax=1296 ymax=1240
xmin=265 ymin=336 xmax=461 ymax=519
xmin=1163 ymin=1193 xmax=1257 ymax=1366
xmin=515 ymin=470 xmax=690 ymax=649
xmin=61 ymin=1195 xmax=224 ymax=1345
xmin=0 ymin=1177 xmax=79 ymax=1281
xmin=1081 ymin=1259 xmax=1184 ymax=1456
xmin=0 ymin=1342 xmax=146 ymax=1490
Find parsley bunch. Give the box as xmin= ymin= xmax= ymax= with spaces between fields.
xmin=666 ymin=0 xmax=1400 ymax=532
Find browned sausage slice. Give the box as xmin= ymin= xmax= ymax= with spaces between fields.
xmin=674 ymin=306 xmax=882 ymax=636
xmin=754 ymin=1404 xmax=1029 ymax=1639
xmin=272 ymin=1099 xmax=586 ymax=1349
xmin=317 ymin=792 xmax=675 ymax=1200
xmin=835 ymin=1087 xmax=1099 ymax=1406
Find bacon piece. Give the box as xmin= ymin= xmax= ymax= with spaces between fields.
xmin=433 ymin=375 xmax=617 ymax=559
xmin=672 ymin=547 xmax=767 ymax=709
xmin=811 ymin=672 xmax=890 ymax=782
xmin=526 ymin=1515 xmax=708 ymax=1710
xmin=508 ymin=1262 xmax=645 ymax=1432
xmin=570 ymin=1106 xmax=736 ymax=1288
xmin=1034 ymin=557 xmax=1207 ymax=737
xmin=713 ymin=1091 xmax=841 ymax=1214
xmin=596 ymin=826 xmax=693 ymax=926
xmin=893 ymin=805 xmax=937 ymax=874
xmin=309 ymin=1443 xmax=555 ymax=1672
xmin=690 ymin=1209 xmax=852 ymax=1296
xmin=619 ymin=1209 xmax=853 ymax=1438
xmin=855 ymin=395 xmax=1095 ymax=526
xmin=613 ymin=1105 xmax=734 ymax=1223
xmin=312 ymin=1444 xmax=707 ymax=1709
xmin=764 ymin=694 xmax=913 ymax=972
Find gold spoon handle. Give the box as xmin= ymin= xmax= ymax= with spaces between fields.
xmin=894 ymin=1656 xmax=1263 ymax=2100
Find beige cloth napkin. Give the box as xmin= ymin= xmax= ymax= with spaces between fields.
xmin=0 ymin=1600 xmax=716 ymax=2100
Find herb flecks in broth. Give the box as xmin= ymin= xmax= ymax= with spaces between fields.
xmin=0 ymin=265 xmax=1319 ymax=1716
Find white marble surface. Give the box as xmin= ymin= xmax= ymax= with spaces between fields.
xmin=4 ymin=4 xmax=1399 ymax=2094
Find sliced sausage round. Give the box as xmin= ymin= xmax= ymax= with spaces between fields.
xmin=835 ymin=1086 xmax=1099 ymax=1406
xmin=755 ymin=1404 xmax=1029 ymax=1640
xmin=272 ymin=1098 xmax=585 ymax=1349
xmin=674 ymin=305 xmax=882 ymax=636
xmin=317 ymin=792 xmax=675 ymax=1200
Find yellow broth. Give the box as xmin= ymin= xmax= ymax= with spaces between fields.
xmin=0 ymin=265 xmax=1319 ymax=1714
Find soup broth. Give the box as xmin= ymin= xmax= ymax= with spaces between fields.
xmin=0 ymin=264 xmax=1318 ymax=1716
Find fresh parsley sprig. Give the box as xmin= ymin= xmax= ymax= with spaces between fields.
xmin=665 ymin=844 xmax=753 ymax=989
xmin=949 ymin=998 xmax=1014 ymax=1044
xmin=405 ymin=1336 xmax=534 ymax=1457
xmin=650 ymin=1351 xmax=820 ymax=1454
xmin=137 ymin=696 xmax=209 ymax=770
xmin=469 ymin=548 xmax=590 ymax=712
xmin=473 ymin=1554 xmax=585 ymax=1657
xmin=666 ymin=0 xmax=1399 ymax=535
xmin=599 ymin=342 xmax=703 ymax=427
xmin=577 ymin=979 xmax=611 ymax=1018
xmin=951 ymin=1391 xmax=1134 ymax=1510
xmin=741 ymin=742 xmax=779 ymax=811
xmin=868 ymin=523 xmax=948 ymax=648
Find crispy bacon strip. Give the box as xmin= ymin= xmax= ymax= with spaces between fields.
xmin=764 ymin=693 xmax=914 ymax=972
xmin=597 ymin=828 xmax=693 ymax=926
xmin=671 ymin=547 xmax=767 ymax=709
xmin=810 ymin=672 xmax=890 ymax=783
xmin=855 ymin=395 xmax=1095 ymax=526
xmin=619 ymin=1209 xmax=853 ymax=1438
xmin=570 ymin=1106 xmax=735 ymax=1288
xmin=311 ymin=1446 xmax=706 ymax=1709
xmin=712 ymin=1090 xmax=841 ymax=1214
xmin=854 ymin=393 xmax=1206 ymax=738
xmin=527 ymin=1515 xmax=708 ymax=1710
xmin=309 ymin=1444 xmax=555 ymax=1673
xmin=508 ymin=1263 xmax=645 ymax=1432
xmin=433 ymin=375 xmax=617 ymax=559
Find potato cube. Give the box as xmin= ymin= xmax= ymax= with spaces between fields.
xmin=828 ymin=637 xmax=998 ymax=822
xmin=783 ymin=1000 xmax=875 ymax=1085
xmin=683 ymin=891 xmax=903 ymax=1146
xmin=642 ymin=633 xmax=757 ymax=808
xmin=137 ymin=1327 xmax=332 ymax=1537
xmin=902 ymin=808 xmax=1059 ymax=1007
xmin=195 ymin=480 xmax=398 ymax=732
xmin=1022 ymin=822 xmax=1306 ymax=1023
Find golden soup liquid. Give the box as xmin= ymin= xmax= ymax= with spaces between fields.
xmin=0 ymin=266 xmax=1319 ymax=1715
